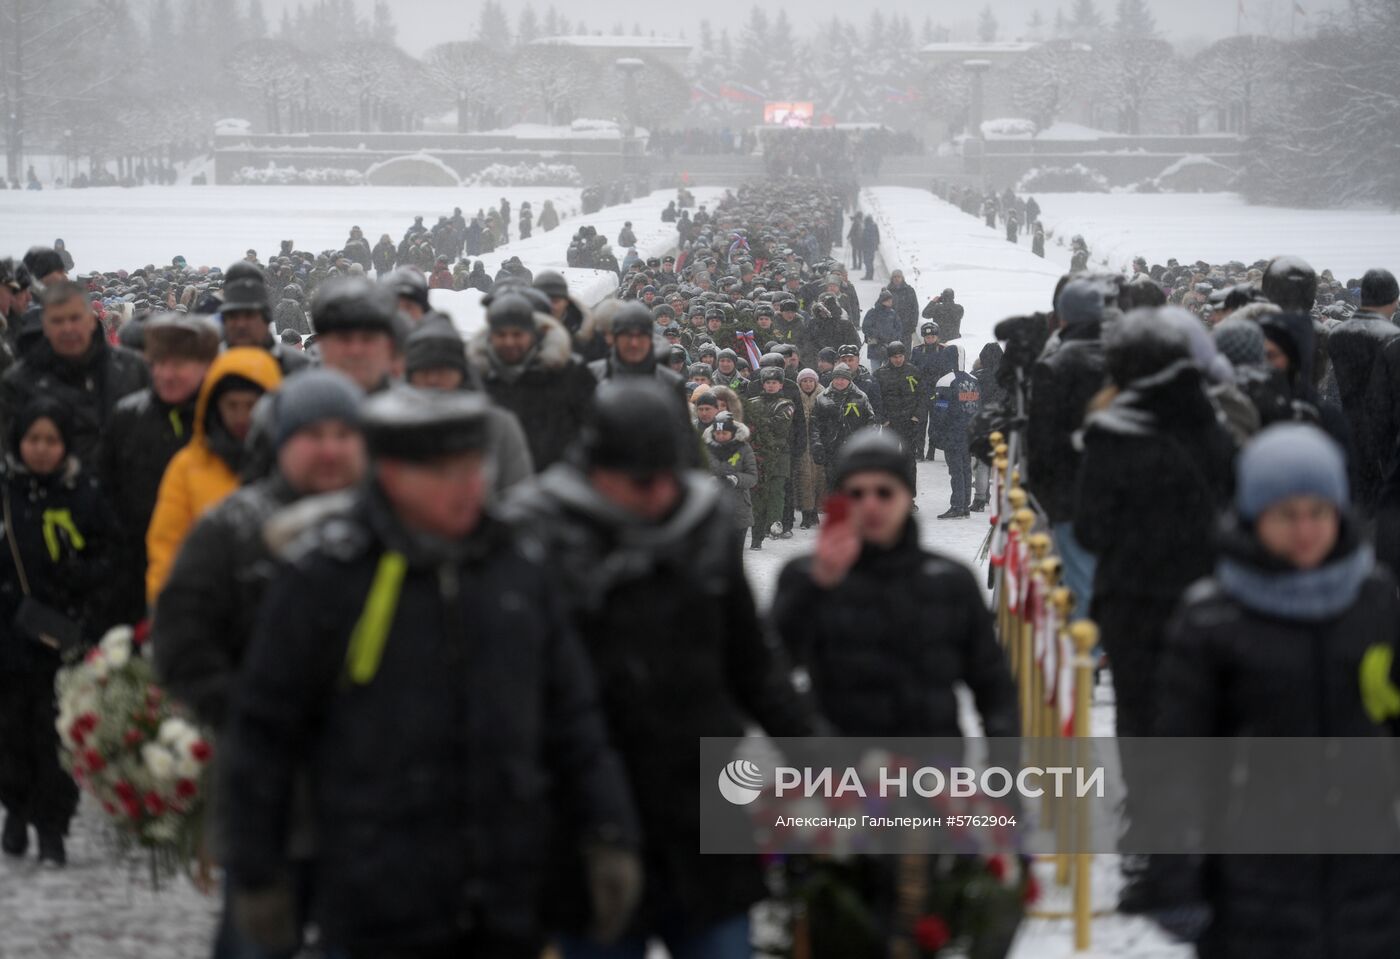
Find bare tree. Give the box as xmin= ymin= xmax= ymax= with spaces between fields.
xmin=1 ymin=0 xmax=125 ymax=181
xmin=1009 ymin=39 xmax=1094 ymax=129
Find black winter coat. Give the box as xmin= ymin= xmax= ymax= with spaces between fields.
xmin=371 ymin=240 xmax=396 ymax=274
xmin=221 ymin=487 xmax=636 ymax=952
xmin=813 ymin=385 xmax=875 ymax=466
xmin=799 ymin=310 xmax=860 ymax=362
xmin=1159 ymin=534 xmax=1400 ymax=959
xmin=1326 ymin=312 xmax=1397 ymax=509
xmin=887 ymin=282 xmax=920 ymax=342
xmin=922 ymin=299 xmax=965 ymax=342
xmin=874 ymin=362 xmax=924 ymax=425
xmin=99 ymin=388 xmax=196 ymax=625
xmin=1026 ymin=324 xmax=1104 ymax=524
xmin=0 ymin=458 xmax=112 ymax=672
xmin=1075 ymin=362 xmax=1235 ymax=603
xmin=503 ymin=467 xmax=819 ymax=933
xmin=468 ymin=316 xmax=597 ymax=472
xmin=152 ymin=473 xmax=301 ymax=728
xmin=772 ymin=522 xmax=1017 ymax=738
xmin=1366 ymin=335 xmax=1400 ymax=482
xmin=0 ymin=337 xmax=149 ymax=468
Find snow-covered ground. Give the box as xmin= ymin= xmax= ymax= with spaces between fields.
xmin=1032 ymin=192 xmax=1400 ymax=281
xmin=0 ymin=186 xmax=586 ymax=274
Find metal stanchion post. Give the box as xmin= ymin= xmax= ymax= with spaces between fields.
xmin=1070 ymin=620 xmax=1099 ymax=952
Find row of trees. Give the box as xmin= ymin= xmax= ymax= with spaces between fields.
xmin=1243 ymin=0 xmax=1400 ymax=209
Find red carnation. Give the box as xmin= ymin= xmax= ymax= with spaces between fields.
xmin=83 ymin=749 xmax=106 ymax=773
xmin=114 ymin=780 xmax=136 ymax=801
xmin=189 ymin=740 xmax=212 ymax=763
xmin=133 ymin=620 xmax=150 ymax=646
xmin=987 ymin=855 xmax=1007 ymax=882
xmin=102 ymin=801 xmax=117 ymax=816
xmin=124 ymin=728 xmax=143 ymax=748
xmin=914 ymin=914 xmax=950 ymax=952
xmin=144 ymin=792 xmax=166 ymax=816
xmin=71 ymin=726 xmax=87 ymax=748
xmin=78 ymin=713 xmax=99 ymax=732
xmin=175 ymin=778 xmax=198 ymax=800
xmin=122 ymin=797 xmax=141 ymax=820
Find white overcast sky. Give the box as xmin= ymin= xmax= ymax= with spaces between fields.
xmin=266 ymin=0 xmax=1352 ymax=56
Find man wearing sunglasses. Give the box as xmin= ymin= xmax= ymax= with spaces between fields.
xmin=771 ymin=427 xmax=1017 ymax=740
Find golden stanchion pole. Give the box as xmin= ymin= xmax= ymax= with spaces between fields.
xmin=1070 ymin=619 xmax=1100 ymax=953
xmin=1005 ymin=488 xmax=1028 ymax=674
xmin=1013 ymin=507 xmax=1036 ymax=738
xmin=992 ymin=441 xmax=1010 ymax=649
xmin=1050 ymin=585 xmax=1075 ymax=888
xmin=1025 ymin=535 xmax=1051 ymax=739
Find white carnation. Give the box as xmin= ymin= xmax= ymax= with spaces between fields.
xmin=158 ymin=717 xmax=195 ymax=748
xmin=142 ymin=743 xmax=176 ymax=782
xmin=99 ymin=628 xmax=133 ymax=668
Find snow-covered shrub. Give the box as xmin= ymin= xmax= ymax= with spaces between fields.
xmin=231 ymin=163 xmax=364 ymax=186
xmin=1015 ymin=164 xmax=1110 ymax=193
xmin=1151 ymin=155 xmax=1236 ymax=193
xmin=461 ymin=163 xmax=583 ymax=187
xmin=981 ymin=117 xmax=1038 ymax=138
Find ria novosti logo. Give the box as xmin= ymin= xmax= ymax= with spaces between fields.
xmin=717 ymin=759 xmax=766 ymax=805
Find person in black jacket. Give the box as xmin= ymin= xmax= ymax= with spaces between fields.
xmin=99 ymin=314 xmax=220 ymax=627
xmin=771 ymin=426 xmax=1026 ymax=953
xmin=154 ymin=369 xmax=365 ymax=728
xmin=1324 ymin=267 xmax=1399 ymax=512
xmin=1026 ymin=279 xmax=1108 ymax=621
xmin=370 ymin=233 xmax=396 ymax=277
xmin=873 ymin=341 xmax=924 ymax=505
xmin=504 ymin=380 xmax=820 ymax=959
xmin=468 ymin=293 xmax=597 ymax=472
xmin=219 ymin=263 xmax=312 ymax=378
xmin=1073 ymin=311 xmax=1235 ymax=907
xmin=886 ymin=269 xmax=920 ymax=348
xmin=922 ymin=289 xmax=965 ymax=342
xmin=221 ymin=388 xmax=639 ymax=959
xmin=0 ymin=281 xmax=150 ymax=468
xmin=0 ymin=399 xmax=112 ymax=866
xmin=1155 ymin=423 xmax=1400 ymax=957
xmin=773 ymin=427 xmax=1016 ymax=736
xmin=154 ymin=370 xmax=365 ymax=959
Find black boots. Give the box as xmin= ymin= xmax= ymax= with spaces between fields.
xmin=37 ymin=831 xmax=65 ymax=867
xmin=937 ymin=507 xmax=970 ymax=520
xmin=799 ymin=511 xmax=817 ymax=530
xmin=750 ymin=528 xmax=764 ymax=551
xmin=970 ymin=499 xmax=987 ymax=513
xmin=2 ymin=812 xmax=26 ymax=857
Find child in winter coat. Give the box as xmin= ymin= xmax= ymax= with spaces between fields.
xmin=705 ymin=412 xmax=758 ymax=544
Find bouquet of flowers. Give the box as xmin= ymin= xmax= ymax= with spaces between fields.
xmin=54 ymin=625 xmax=212 ymax=883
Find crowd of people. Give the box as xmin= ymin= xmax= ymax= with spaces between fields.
xmin=1 ymin=167 xmax=1400 ymax=959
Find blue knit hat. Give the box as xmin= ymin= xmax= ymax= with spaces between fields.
xmin=1236 ymin=423 xmax=1348 ymax=520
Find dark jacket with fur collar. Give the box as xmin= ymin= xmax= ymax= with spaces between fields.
xmin=468 ymin=313 xmax=598 ymax=472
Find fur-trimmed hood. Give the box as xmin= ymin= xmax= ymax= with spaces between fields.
xmin=702 ymin=420 xmax=752 ymax=445
xmin=468 ymin=311 xmax=576 ymax=375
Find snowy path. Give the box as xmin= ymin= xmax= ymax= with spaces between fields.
xmin=0 ymin=185 xmax=587 ymax=274
xmin=1031 ymin=192 xmax=1400 ymax=281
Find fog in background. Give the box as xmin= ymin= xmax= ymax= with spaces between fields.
xmin=262 ymin=0 xmax=1352 ymax=56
